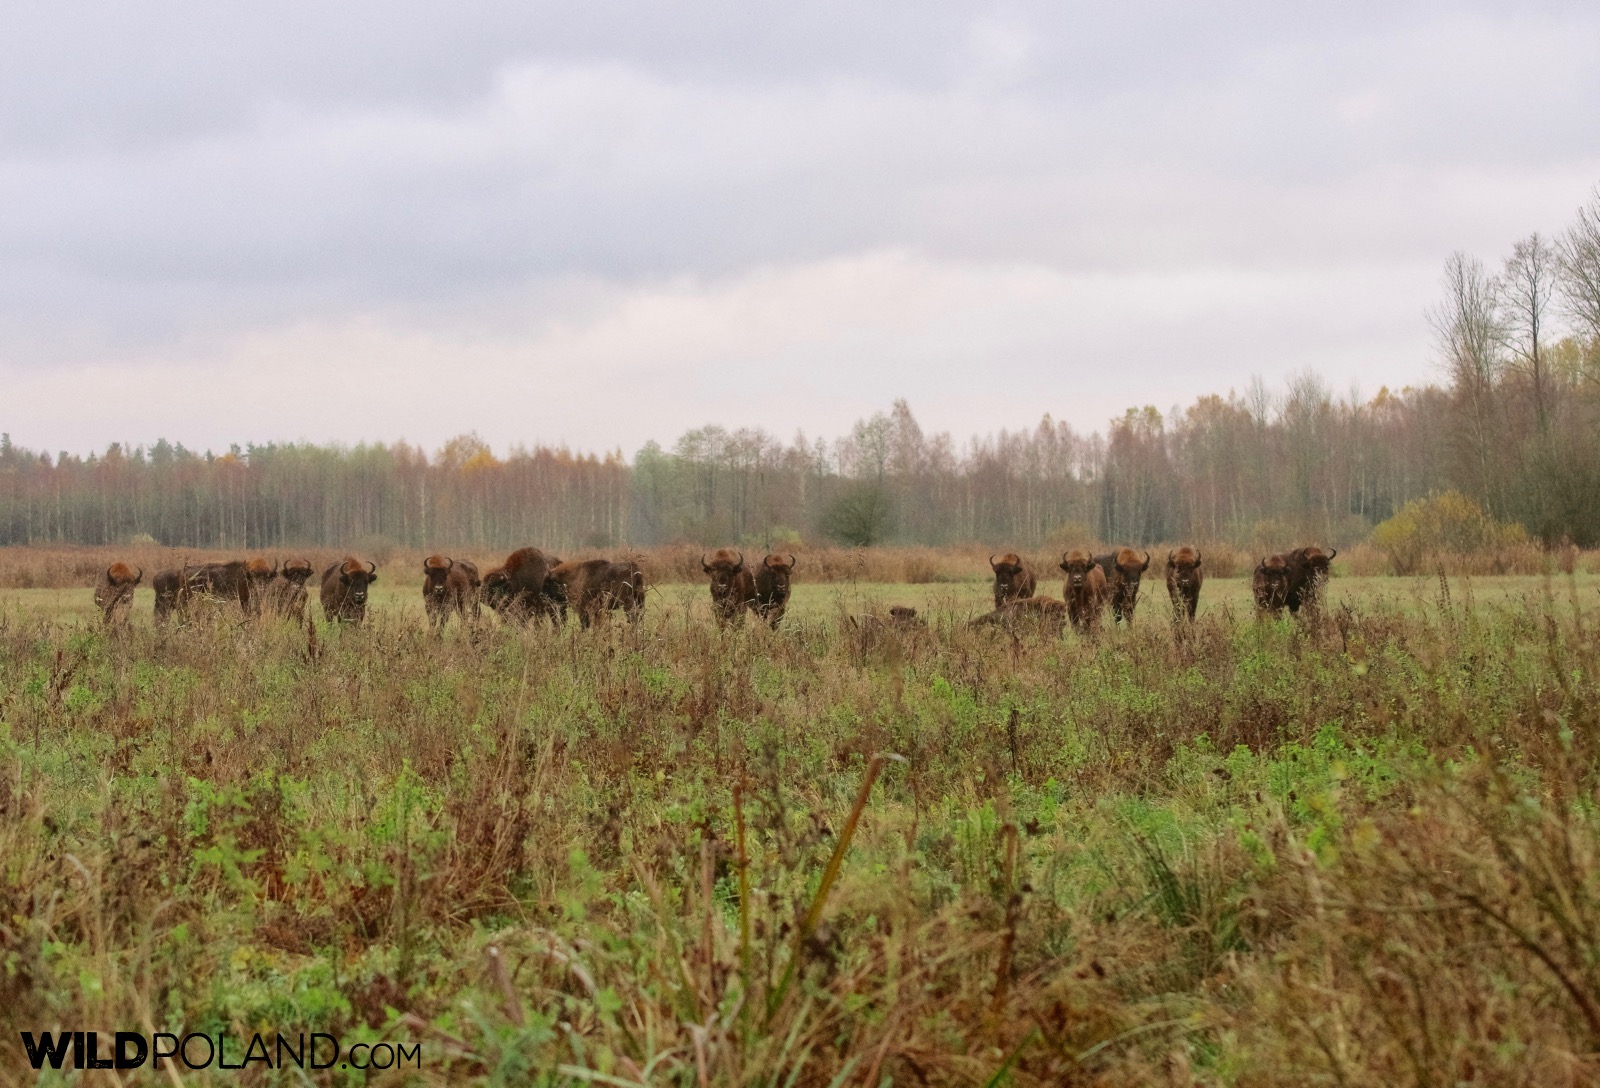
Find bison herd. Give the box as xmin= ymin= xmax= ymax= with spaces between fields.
xmin=89 ymin=543 xmax=1339 ymax=634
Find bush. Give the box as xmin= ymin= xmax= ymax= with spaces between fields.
xmin=1370 ymin=491 xmax=1529 ymax=575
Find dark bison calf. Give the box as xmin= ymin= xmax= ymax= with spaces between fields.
xmin=548 ymin=558 xmax=645 ymax=628
xmin=1059 ymin=549 xmax=1108 ymax=635
xmin=320 ymin=557 xmax=378 ymax=623
xmin=422 ymin=555 xmax=480 ymax=629
xmin=481 ymin=547 xmax=563 ymax=625
xmin=703 ymin=549 xmax=757 ymax=626
xmin=1165 ymin=547 xmax=1203 ymax=622
xmin=989 ymin=552 xmax=1038 ymax=611
xmin=753 ymin=554 xmax=795 ymax=628
xmin=1094 ymin=548 xmax=1151 ymax=625
xmin=1253 ymin=555 xmax=1291 ymax=618
xmin=94 ymin=562 xmax=143 ymax=624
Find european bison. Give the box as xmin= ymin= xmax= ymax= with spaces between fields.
xmin=94 ymin=562 xmax=142 ymax=624
xmin=184 ymin=561 xmax=254 ymax=615
xmin=753 ymin=554 xmax=795 ymax=628
xmin=547 ymin=558 xmax=645 ymax=628
xmin=320 ymin=557 xmax=378 ymax=623
xmin=153 ymin=569 xmax=182 ymax=623
xmin=1059 ymin=549 xmax=1108 ymax=635
xmin=422 ymin=555 xmax=481 ymax=629
xmin=970 ymin=596 xmax=1067 ymax=636
xmin=263 ymin=559 xmax=315 ymax=622
xmin=244 ymin=558 xmax=278 ymax=616
xmin=703 ymin=549 xmax=758 ymax=626
xmin=481 ymin=547 xmax=563 ymax=625
xmin=1165 ymin=547 xmax=1203 ymax=622
xmin=1252 ymin=555 xmax=1291 ymax=618
xmin=1094 ymin=548 xmax=1151 ymax=625
xmin=1284 ymin=545 xmax=1337 ymax=615
xmin=989 ymin=552 xmax=1038 ymax=611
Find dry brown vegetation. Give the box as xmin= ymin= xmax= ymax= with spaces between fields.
xmin=1 ymin=567 xmax=1599 ymax=1084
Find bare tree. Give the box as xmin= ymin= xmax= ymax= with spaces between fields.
xmin=1429 ymin=252 xmax=1507 ymax=510
xmin=1556 ymin=185 xmax=1600 ymax=387
xmin=1498 ymin=233 xmax=1558 ymax=430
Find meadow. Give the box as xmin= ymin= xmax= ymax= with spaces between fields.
xmin=2 ymin=550 xmax=1599 ymax=1085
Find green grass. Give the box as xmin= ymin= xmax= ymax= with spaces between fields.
xmin=2 ymin=575 xmax=1599 ymax=1084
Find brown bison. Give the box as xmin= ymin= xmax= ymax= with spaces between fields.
xmin=970 ymin=596 xmax=1067 ymax=636
xmin=1252 ymin=555 xmax=1291 ymax=618
xmin=1094 ymin=548 xmax=1151 ymax=625
xmin=94 ymin=562 xmax=143 ymax=624
xmin=185 ymin=561 xmax=254 ymax=614
xmin=320 ymin=557 xmax=378 ymax=623
xmin=244 ymin=558 xmax=278 ymax=616
xmin=422 ymin=555 xmax=481 ymax=629
xmin=263 ymin=559 xmax=315 ymax=622
xmin=703 ymin=549 xmax=758 ymax=626
xmin=989 ymin=552 xmax=1038 ymax=611
xmin=1165 ymin=547 xmax=1203 ymax=622
xmin=547 ymin=558 xmax=645 ymax=628
xmin=152 ymin=568 xmax=182 ymax=623
xmin=1284 ymin=545 xmax=1337 ymax=615
xmin=753 ymin=553 xmax=795 ymax=628
xmin=480 ymin=547 xmax=563 ymax=624
xmin=1059 ymin=549 xmax=1107 ymax=635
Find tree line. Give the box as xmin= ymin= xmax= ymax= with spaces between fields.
xmin=5 ymin=191 xmax=1599 ymax=553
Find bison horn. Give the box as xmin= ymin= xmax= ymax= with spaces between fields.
xmin=989 ymin=554 xmax=999 ymax=570
xmin=737 ymin=551 xmax=745 ymax=570
xmin=788 ymin=553 xmax=797 ymax=569
xmin=367 ymin=561 xmax=377 ymax=575
xmin=134 ymin=566 xmax=144 ymax=584
xmin=1142 ymin=550 xmax=1151 ymax=569
xmin=701 ymin=552 xmax=712 ymax=573
xmin=1327 ymin=547 xmax=1338 ymax=561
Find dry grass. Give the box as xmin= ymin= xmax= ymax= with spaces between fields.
xmin=1 ymin=563 xmax=1599 ymax=1084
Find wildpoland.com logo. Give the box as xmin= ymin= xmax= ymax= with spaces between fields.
xmin=18 ymin=1031 xmax=422 ymax=1072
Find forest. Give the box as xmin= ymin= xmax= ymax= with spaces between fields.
xmin=5 ymin=193 xmax=1599 ymax=553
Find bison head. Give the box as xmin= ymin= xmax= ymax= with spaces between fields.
xmin=339 ymin=557 xmax=378 ymax=605
xmin=1112 ymin=547 xmax=1151 ymax=586
xmin=702 ymin=548 xmax=745 ymax=593
xmin=423 ymin=555 xmax=454 ymax=598
xmin=1166 ymin=547 xmax=1202 ymax=590
xmin=282 ymin=559 xmax=314 ymax=585
xmin=761 ymin=554 xmax=795 ymax=594
xmin=246 ymin=557 xmax=278 ymax=589
xmin=480 ymin=568 xmax=513 ymax=611
xmin=1255 ymin=556 xmax=1290 ymax=609
xmin=1059 ymin=549 xmax=1098 ymax=589
xmin=1298 ymin=545 xmax=1337 ymax=578
xmin=95 ymin=562 xmax=143 ymax=615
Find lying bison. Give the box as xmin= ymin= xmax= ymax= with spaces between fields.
xmin=1059 ymin=549 xmax=1107 ymax=635
xmin=263 ymin=559 xmax=315 ymax=622
xmin=422 ymin=555 xmax=481 ymax=629
xmin=94 ymin=562 xmax=143 ymax=624
xmin=320 ymin=557 xmax=378 ymax=623
xmin=480 ymin=547 xmax=563 ymax=625
xmin=547 ymin=558 xmax=645 ymax=628
xmin=970 ymin=596 xmax=1067 ymax=637
xmin=703 ymin=549 xmax=757 ymax=626
xmin=989 ymin=552 xmax=1038 ymax=611
xmin=1165 ymin=547 xmax=1203 ymax=622
xmin=1252 ymin=555 xmax=1291 ymax=618
xmin=1094 ymin=548 xmax=1151 ymax=625
xmin=753 ymin=554 xmax=795 ymax=628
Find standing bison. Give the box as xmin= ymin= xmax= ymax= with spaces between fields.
xmin=1284 ymin=546 xmax=1337 ymax=615
xmin=1165 ymin=547 xmax=1203 ymax=622
xmin=320 ymin=557 xmax=378 ymax=623
xmin=1059 ymin=549 xmax=1108 ymax=635
xmin=1252 ymin=555 xmax=1291 ymax=618
xmin=1094 ymin=548 xmax=1151 ymax=625
xmin=547 ymin=559 xmax=645 ymax=628
xmin=703 ymin=549 xmax=757 ymax=626
xmin=244 ymin=559 xmax=278 ymax=616
xmin=753 ymin=554 xmax=795 ymax=628
xmin=422 ymin=555 xmax=480 ymax=629
xmin=989 ymin=552 xmax=1038 ymax=611
xmin=94 ymin=562 xmax=143 ymax=625
xmin=480 ymin=547 xmax=563 ymax=625
xmin=263 ymin=559 xmax=315 ymax=622
xmin=151 ymin=560 xmax=253 ymax=623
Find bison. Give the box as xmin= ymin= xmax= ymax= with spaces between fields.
xmin=185 ymin=561 xmax=253 ymax=614
xmin=244 ymin=558 xmax=279 ymax=616
xmin=481 ymin=547 xmax=563 ymax=625
xmin=753 ymin=553 xmax=795 ymax=628
xmin=263 ymin=559 xmax=315 ymax=622
xmin=547 ymin=558 xmax=645 ymax=628
xmin=1059 ymin=549 xmax=1108 ymax=635
xmin=970 ymin=596 xmax=1067 ymax=637
xmin=422 ymin=555 xmax=480 ymax=629
xmin=320 ymin=557 xmax=378 ymax=623
xmin=703 ymin=549 xmax=758 ymax=626
xmin=1252 ymin=555 xmax=1291 ymax=618
xmin=989 ymin=552 xmax=1038 ymax=611
xmin=152 ymin=568 xmax=182 ymax=623
xmin=1094 ymin=548 xmax=1151 ymax=625
xmin=1165 ymin=547 xmax=1203 ymax=622
xmin=1284 ymin=545 xmax=1337 ymax=615
xmin=94 ymin=562 xmax=143 ymax=624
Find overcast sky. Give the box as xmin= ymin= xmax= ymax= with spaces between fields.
xmin=4 ymin=2 xmax=1599 ymax=457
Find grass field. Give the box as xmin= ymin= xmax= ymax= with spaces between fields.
xmin=3 ymin=568 xmax=1600 ymax=1084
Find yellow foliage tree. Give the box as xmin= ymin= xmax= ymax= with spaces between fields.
xmin=1370 ymin=491 xmax=1528 ymax=574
